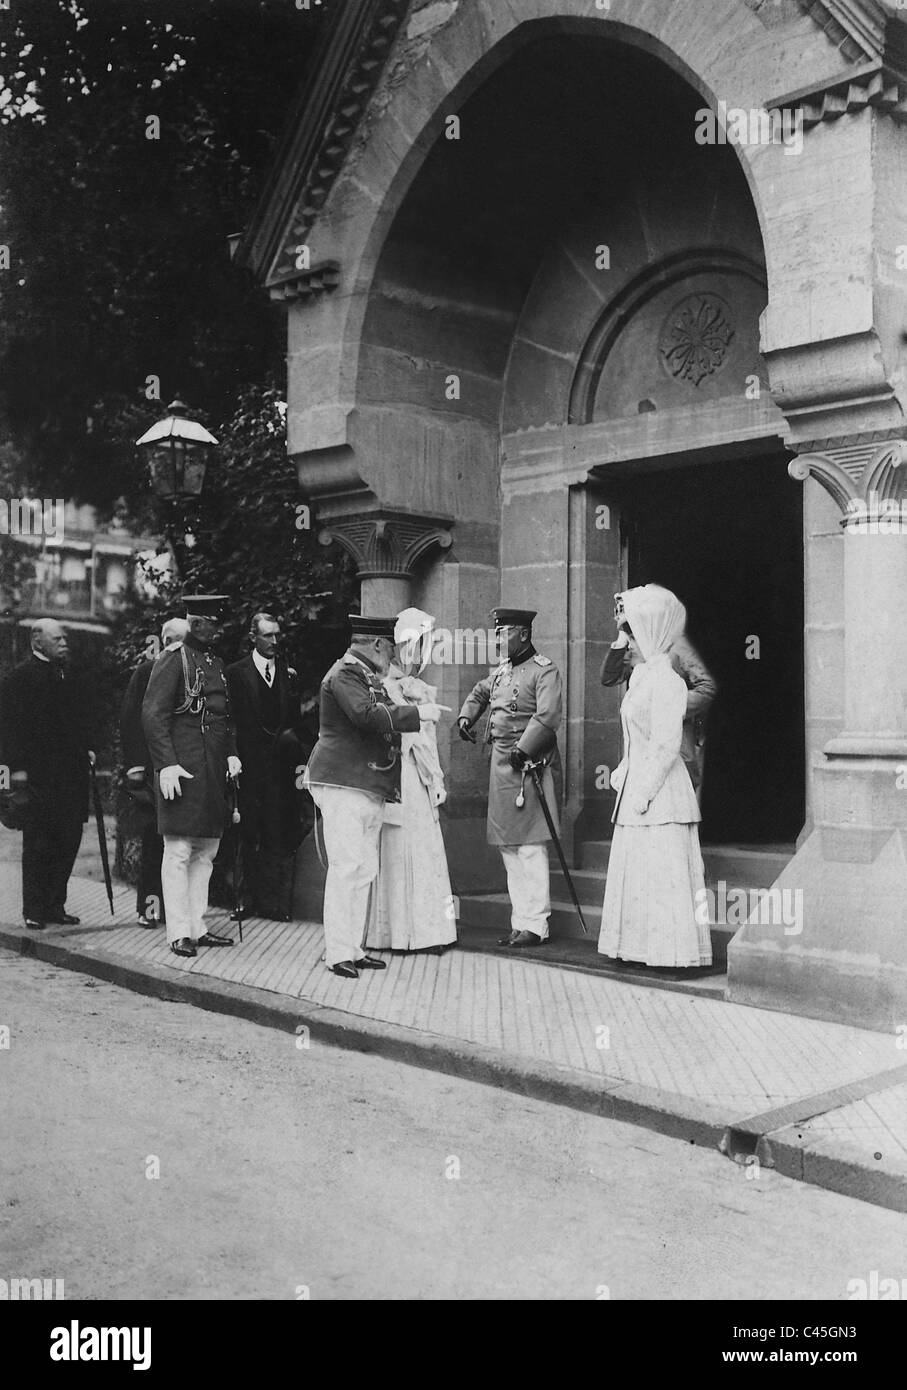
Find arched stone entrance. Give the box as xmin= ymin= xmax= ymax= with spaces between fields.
xmin=238 ymin=0 xmax=907 ymax=1028
xmin=350 ymin=23 xmax=798 ymax=888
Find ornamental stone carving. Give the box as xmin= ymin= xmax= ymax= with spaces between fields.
xmin=788 ymin=438 xmax=907 ymax=523
xmin=318 ymin=511 xmax=453 ymax=580
xmin=659 ymin=293 xmax=735 ymax=387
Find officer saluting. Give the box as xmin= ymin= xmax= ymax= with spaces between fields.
xmin=142 ymin=595 xmax=241 ymax=958
xmin=458 ymin=608 xmax=562 ymax=948
xmin=306 ymin=615 xmax=448 ymax=979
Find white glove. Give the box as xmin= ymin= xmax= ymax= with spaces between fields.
xmin=630 ymin=796 xmax=650 ymax=817
xmin=160 ymin=765 xmax=193 ymax=800
xmin=417 ymin=703 xmax=451 ymax=723
xmin=227 ymin=756 xmax=242 ymax=779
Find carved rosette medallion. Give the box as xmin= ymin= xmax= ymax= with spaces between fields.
xmin=659 ymin=293 xmax=735 ymax=387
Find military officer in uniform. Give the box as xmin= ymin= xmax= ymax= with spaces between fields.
xmin=119 ymin=616 xmax=190 ymax=926
xmin=142 ymin=595 xmax=241 ymax=958
xmin=458 ymin=608 xmax=562 ymax=948
xmin=305 ymin=615 xmax=447 ymax=979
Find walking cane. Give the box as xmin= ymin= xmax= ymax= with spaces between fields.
xmin=227 ymin=773 xmax=243 ymax=943
xmin=90 ymin=760 xmax=115 ymax=916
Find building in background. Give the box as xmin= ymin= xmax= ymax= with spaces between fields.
xmin=1 ymin=501 xmax=161 ymax=665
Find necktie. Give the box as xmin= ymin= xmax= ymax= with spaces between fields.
xmin=265 ymin=663 xmax=273 ymax=686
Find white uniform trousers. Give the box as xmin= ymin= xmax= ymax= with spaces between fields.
xmin=500 ymin=843 xmax=550 ymax=940
xmin=309 ymin=783 xmax=384 ymax=967
xmin=161 ymin=836 xmax=220 ymax=945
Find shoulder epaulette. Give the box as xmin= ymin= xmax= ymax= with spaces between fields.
xmin=533 ymin=654 xmax=552 ymax=667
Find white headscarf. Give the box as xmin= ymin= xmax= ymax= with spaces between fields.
xmin=394 ymin=607 xmax=435 ymax=674
xmin=619 ymin=585 xmax=686 ymax=663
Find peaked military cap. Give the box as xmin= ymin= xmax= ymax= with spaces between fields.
xmin=491 ymin=607 xmax=537 ymax=630
xmin=183 ymin=593 xmax=229 ymax=616
xmin=349 ymin=614 xmax=397 ymax=638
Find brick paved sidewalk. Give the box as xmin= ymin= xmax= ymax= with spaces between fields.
xmin=2 ymin=865 xmax=906 ymax=1211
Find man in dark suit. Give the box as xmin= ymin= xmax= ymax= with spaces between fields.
xmin=0 ymin=618 xmax=96 ymax=929
xmin=226 ymin=612 xmax=308 ymax=920
xmin=119 ymin=617 xmax=189 ymax=925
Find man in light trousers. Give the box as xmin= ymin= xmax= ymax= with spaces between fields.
xmin=305 ymin=614 xmax=446 ymax=978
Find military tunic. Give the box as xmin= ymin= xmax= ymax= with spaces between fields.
xmin=141 ymin=637 xmax=238 ymax=947
xmin=306 ymin=650 xmax=422 ymax=968
xmin=459 ymin=649 xmax=563 ymax=845
xmin=142 ymin=641 xmax=237 ymax=838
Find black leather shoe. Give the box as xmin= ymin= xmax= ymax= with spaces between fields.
xmin=197 ymin=932 xmax=234 ymax=947
xmin=356 ymin=955 xmax=387 ymax=970
xmin=497 ymin=931 xmax=520 ymax=946
xmin=331 ymin=961 xmax=359 ymax=979
xmin=47 ymin=913 xmax=80 ymax=926
xmin=24 ymin=918 xmax=46 ymax=931
xmin=511 ymin=931 xmax=544 ymax=948
xmin=170 ymin=939 xmax=196 ymax=958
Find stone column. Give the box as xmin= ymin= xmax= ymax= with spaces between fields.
xmin=728 ymin=438 xmax=907 ymax=1029
xmin=317 ymin=511 xmax=453 ymax=613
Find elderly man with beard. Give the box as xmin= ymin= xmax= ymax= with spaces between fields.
xmin=0 ymin=619 xmax=96 ymax=930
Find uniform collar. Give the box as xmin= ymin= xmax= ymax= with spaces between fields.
xmin=510 ymin=643 xmax=536 ymax=669
xmin=347 ymin=648 xmax=380 ymax=674
xmin=185 ymin=632 xmax=212 ymax=654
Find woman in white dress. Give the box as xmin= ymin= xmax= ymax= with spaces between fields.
xmin=366 ymin=608 xmax=458 ymax=955
xmin=598 ymin=585 xmax=712 ymax=969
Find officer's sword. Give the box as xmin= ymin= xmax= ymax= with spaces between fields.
xmin=520 ymin=757 xmax=589 ymax=935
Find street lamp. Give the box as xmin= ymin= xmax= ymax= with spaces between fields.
xmin=135 ymin=398 xmax=217 ymax=576
xmin=135 ymin=398 xmax=218 ymax=501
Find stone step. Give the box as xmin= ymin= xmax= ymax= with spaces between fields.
xmin=577 ymin=839 xmax=795 ymax=887
xmin=549 ymin=867 xmax=607 ymax=908
xmin=457 ymin=891 xmax=735 ymax=966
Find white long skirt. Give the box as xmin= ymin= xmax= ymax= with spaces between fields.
xmin=598 ymin=822 xmax=712 ymax=968
xmin=366 ymin=754 xmax=458 ymax=952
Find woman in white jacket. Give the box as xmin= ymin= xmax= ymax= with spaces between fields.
xmin=598 ymin=585 xmax=712 ymax=968
xmin=366 ymin=608 xmax=458 ymax=955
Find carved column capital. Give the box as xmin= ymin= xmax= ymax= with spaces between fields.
xmin=789 ymin=437 xmax=907 ymax=525
xmin=318 ymin=509 xmax=453 ymax=580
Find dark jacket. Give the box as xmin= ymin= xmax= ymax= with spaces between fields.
xmin=306 ymin=651 xmax=420 ymax=801
xmin=141 ymin=642 xmax=237 ymax=838
xmin=0 ymin=655 xmax=93 ymax=821
xmin=120 ymin=658 xmax=155 ymax=771
xmin=226 ymin=652 xmax=304 ymax=857
xmin=225 ymin=654 xmax=296 ymax=801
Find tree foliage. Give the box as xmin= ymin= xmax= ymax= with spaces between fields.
xmin=0 ymin=0 xmax=321 ymax=508
xmin=106 ymin=382 xmax=357 ymax=698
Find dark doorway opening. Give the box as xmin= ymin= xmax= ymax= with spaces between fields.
xmin=613 ymin=453 xmax=805 ymax=844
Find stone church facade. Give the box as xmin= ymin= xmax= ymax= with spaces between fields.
xmin=237 ymin=0 xmax=907 ymax=1031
